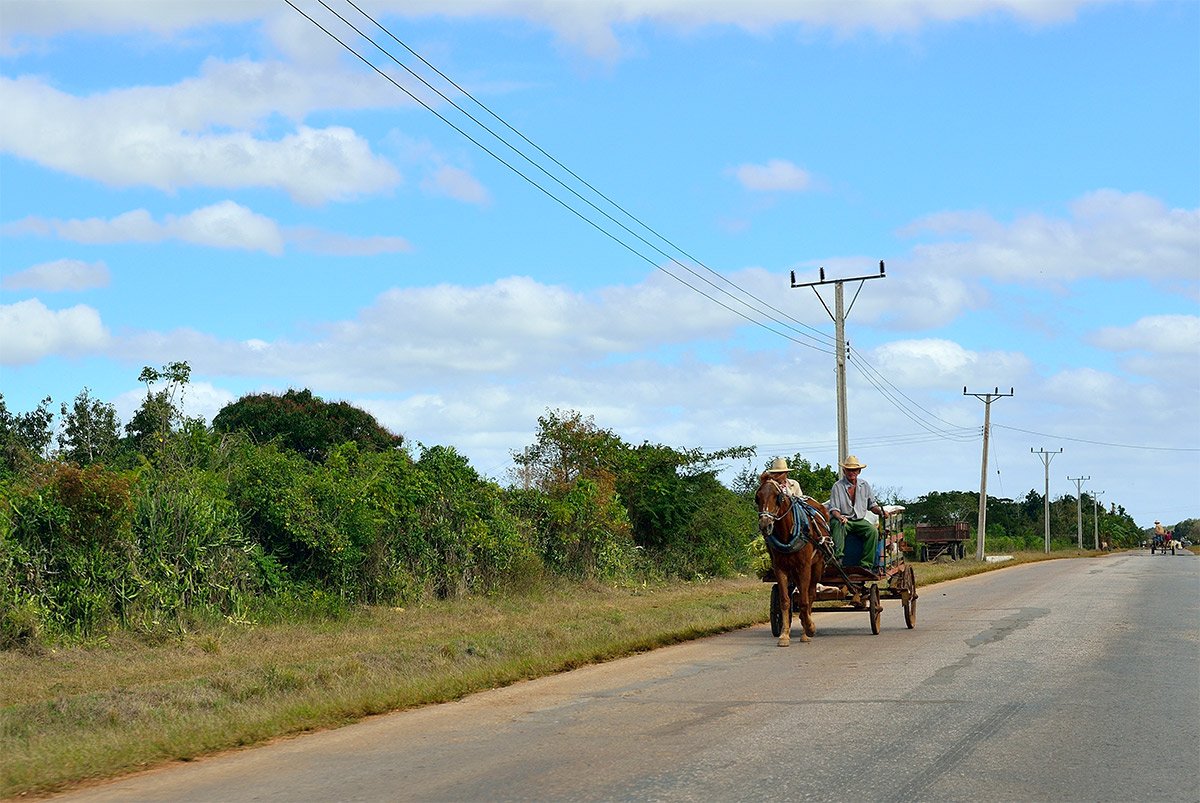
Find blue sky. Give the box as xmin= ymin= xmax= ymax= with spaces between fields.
xmin=2 ymin=0 xmax=1197 ymax=530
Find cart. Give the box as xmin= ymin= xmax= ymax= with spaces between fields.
xmin=914 ymin=522 xmax=969 ymax=561
xmin=1150 ymin=533 xmax=1176 ymax=555
xmin=766 ymin=507 xmax=917 ymax=636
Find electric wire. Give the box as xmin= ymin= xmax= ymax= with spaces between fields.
xmin=329 ymin=0 xmax=977 ymax=443
xmin=285 ymin=1 xmax=1194 ymax=462
xmin=849 ymin=350 xmax=969 ymax=432
xmin=338 ymin=0 xmax=834 ymax=350
xmin=993 ymin=424 xmax=1200 ymax=452
xmin=846 ymin=352 xmax=977 ymax=442
xmin=297 ymin=0 xmax=835 ymax=354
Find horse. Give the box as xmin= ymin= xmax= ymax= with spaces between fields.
xmin=756 ymin=472 xmax=830 ymax=646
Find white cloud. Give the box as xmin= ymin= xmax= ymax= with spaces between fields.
xmin=285 ymin=228 xmax=413 ymax=256
xmin=1090 ymin=314 xmax=1200 ymax=356
xmin=1088 ymin=314 xmax=1200 ymax=385
xmin=2 ymin=259 xmax=110 ymax=292
xmin=903 ymin=190 xmax=1200 ymax=283
xmin=421 ymin=165 xmax=491 ymax=205
xmin=731 ymin=159 xmax=813 ymax=192
xmin=4 ymin=202 xmax=286 ymax=255
xmin=0 ymin=1 xmax=1108 ymax=61
xmin=2 ymin=202 xmax=412 ymax=256
xmin=0 ymin=299 xmax=108 ymax=364
xmin=0 ymin=76 xmax=400 ymax=204
xmin=870 ymin=338 xmax=1031 ymax=391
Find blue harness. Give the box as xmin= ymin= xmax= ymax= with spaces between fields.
xmin=765 ymin=498 xmax=822 ymax=554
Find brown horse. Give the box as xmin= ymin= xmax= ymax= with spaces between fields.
xmin=756 ymin=472 xmax=830 ymax=646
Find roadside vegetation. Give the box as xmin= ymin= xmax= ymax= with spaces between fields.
xmin=3 ymin=552 xmax=1098 ymax=797
xmin=2 ymin=362 xmax=1180 ymax=796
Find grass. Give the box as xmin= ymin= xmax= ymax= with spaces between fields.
xmin=2 ymin=550 xmax=1110 ymax=798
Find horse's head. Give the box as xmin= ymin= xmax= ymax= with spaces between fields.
xmin=756 ymin=471 xmax=791 ymax=538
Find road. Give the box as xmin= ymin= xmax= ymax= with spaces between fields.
xmin=57 ymin=551 xmax=1199 ymax=802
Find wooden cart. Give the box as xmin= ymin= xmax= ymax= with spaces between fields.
xmin=914 ymin=522 xmax=969 ymax=561
xmin=766 ymin=508 xmax=917 ymax=636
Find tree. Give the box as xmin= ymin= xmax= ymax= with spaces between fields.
xmin=509 ymin=409 xmax=624 ymax=491
xmin=0 ymin=394 xmax=54 ymax=476
xmin=732 ymin=454 xmax=838 ymax=503
xmin=124 ymin=361 xmax=193 ymax=454
xmin=58 ymin=388 xmax=121 ymax=466
xmin=213 ymin=388 xmax=402 ymax=462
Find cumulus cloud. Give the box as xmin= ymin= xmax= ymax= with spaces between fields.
xmin=2 ymin=202 xmax=412 ymax=256
xmin=2 ymin=258 xmax=110 ymax=292
xmin=730 ymin=159 xmax=813 ymax=192
xmin=3 ymin=202 xmax=286 ymax=254
xmin=1088 ymin=314 xmax=1200 ymax=385
xmin=421 ymin=165 xmax=491 ymax=205
xmin=285 ymin=227 xmax=413 ymax=256
xmin=1090 ymin=314 xmax=1200 ymax=356
xmin=902 ymin=190 xmax=1200 ymax=282
xmin=111 ymin=271 xmax=757 ymax=392
xmin=0 ymin=299 xmax=108 ymax=364
xmin=0 ymin=76 xmax=400 ymax=204
xmin=870 ymin=338 xmax=1030 ymax=391
xmin=0 ymin=1 xmax=1107 ymax=62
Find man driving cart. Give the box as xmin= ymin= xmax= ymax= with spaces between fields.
xmin=827 ymin=455 xmax=888 ymax=571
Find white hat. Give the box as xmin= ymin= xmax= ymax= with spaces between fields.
xmin=840 ymin=455 xmax=866 ymax=470
xmin=767 ymin=457 xmax=790 ymax=472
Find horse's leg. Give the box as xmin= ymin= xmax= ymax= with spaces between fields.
xmin=775 ymin=568 xmax=791 ymax=647
xmin=801 ymin=552 xmax=818 ymax=639
xmin=806 ymin=535 xmax=825 ymax=633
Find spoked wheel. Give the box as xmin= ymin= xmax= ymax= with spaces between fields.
xmin=868 ymin=584 xmax=882 ymax=635
xmin=770 ymin=583 xmax=783 ymax=637
xmin=902 ymin=565 xmax=918 ymax=629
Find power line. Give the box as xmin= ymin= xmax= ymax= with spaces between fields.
xmin=995 ymin=424 xmax=1199 ymax=452
xmin=290 ymin=0 xmax=1152 ymax=466
xmin=287 ymin=0 xmax=837 ymax=354
xmin=338 ymin=0 xmax=835 ymax=350
xmin=847 ymin=352 xmax=977 ymax=442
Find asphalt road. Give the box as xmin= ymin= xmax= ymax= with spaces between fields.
xmin=57 ymin=551 xmax=1199 ymax=802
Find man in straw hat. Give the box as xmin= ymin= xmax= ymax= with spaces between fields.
xmin=764 ymin=457 xmax=804 ymax=500
xmin=828 ymin=455 xmax=887 ymax=571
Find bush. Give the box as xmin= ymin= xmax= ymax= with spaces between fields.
xmin=1 ymin=462 xmax=136 ymax=636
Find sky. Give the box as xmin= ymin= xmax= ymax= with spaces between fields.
xmin=1 ymin=0 xmax=1198 ymax=531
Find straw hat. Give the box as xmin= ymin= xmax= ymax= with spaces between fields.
xmin=840 ymin=455 xmax=866 ymax=470
xmin=767 ymin=457 xmax=790 ymax=473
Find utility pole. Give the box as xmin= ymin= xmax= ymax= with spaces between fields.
xmin=965 ymin=386 xmax=1013 ymax=560
xmin=1093 ymin=490 xmax=1104 ymax=550
xmin=791 ymin=260 xmax=886 ymax=472
xmin=1068 ymin=474 xmax=1090 ymax=549
xmin=1032 ymin=447 xmax=1062 ymax=553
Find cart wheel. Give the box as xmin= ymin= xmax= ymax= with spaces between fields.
xmin=868 ymin=584 xmax=881 ymax=635
xmin=770 ymin=583 xmax=783 ymax=637
xmin=902 ymin=565 xmax=917 ymax=629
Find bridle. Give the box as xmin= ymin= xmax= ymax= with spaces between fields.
xmin=758 ymin=479 xmax=791 ymax=528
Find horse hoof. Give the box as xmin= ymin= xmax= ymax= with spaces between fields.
xmin=777 ymin=637 xmax=790 ymax=647
xmin=799 ymin=633 xmax=811 ymax=643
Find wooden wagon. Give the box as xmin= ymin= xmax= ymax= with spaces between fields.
xmin=765 ymin=507 xmax=917 ymax=636
xmin=914 ymin=522 xmax=969 ymax=561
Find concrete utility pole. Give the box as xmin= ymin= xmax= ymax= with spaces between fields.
xmin=965 ymin=387 xmax=1014 ymax=560
xmin=1068 ymin=474 xmax=1090 ymax=549
xmin=791 ymin=261 xmax=886 ymax=473
xmin=1032 ymin=447 xmax=1062 ymax=553
xmin=1093 ymin=490 xmax=1105 ymax=550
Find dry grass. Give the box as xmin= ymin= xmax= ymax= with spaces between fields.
xmin=2 ymin=552 xmax=1106 ymax=797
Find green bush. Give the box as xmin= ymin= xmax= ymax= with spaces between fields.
xmin=1 ymin=462 xmax=136 ymax=635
